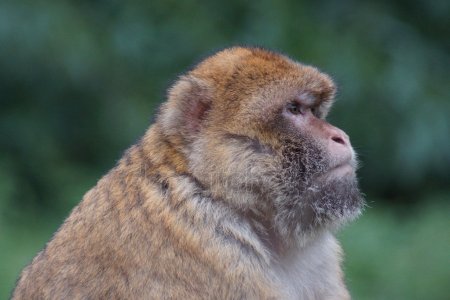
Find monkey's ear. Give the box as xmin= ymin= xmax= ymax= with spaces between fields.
xmin=158 ymin=75 xmax=213 ymax=143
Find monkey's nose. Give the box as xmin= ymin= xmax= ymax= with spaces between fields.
xmin=330 ymin=128 xmax=350 ymax=147
xmin=331 ymin=135 xmax=346 ymax=145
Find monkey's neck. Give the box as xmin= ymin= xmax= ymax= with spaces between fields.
xmin=237 ymin=209 xmax=281 ymax=256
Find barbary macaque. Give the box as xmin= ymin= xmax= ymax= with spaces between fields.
xmin=13 ymin=47 xmax=364 ymax=299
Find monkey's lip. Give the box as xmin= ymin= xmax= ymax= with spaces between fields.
xmin=321 ymin=163 xmax=355 ymax=180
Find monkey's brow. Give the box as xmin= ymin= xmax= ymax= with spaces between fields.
xmin=296 ymin=92 xmax=318 ymax=106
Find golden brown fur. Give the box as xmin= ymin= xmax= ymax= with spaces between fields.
xmin=12 ymin=47 xmax=363 ymax=299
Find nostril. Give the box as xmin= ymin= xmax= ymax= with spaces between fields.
xmin=332 ymin=136 xmax=346 ymax=145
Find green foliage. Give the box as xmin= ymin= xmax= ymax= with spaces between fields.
xmin=0 ymin=0 xmax=449 ymax=298
xmin=340 ymin=196 xmax=450 ymax=300
xmin=1 ymin=1 xmax=449 ymax=212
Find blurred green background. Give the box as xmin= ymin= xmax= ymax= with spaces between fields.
xmin=1 ymin=0 xmax=449 ymax=299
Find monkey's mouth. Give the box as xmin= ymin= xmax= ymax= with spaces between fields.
xmin=330 ymin=163 xmax=354 ymax=175
xmin=319 ymin=162 xmax=356 ymax=181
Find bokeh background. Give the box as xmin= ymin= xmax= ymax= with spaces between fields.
xmin=1 ymin=0 xmax=449 ymax=299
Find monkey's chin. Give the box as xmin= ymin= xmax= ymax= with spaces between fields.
xmin=297 ymin=173 xmax=364 ymax=230
xmin=274 ymin=173 xmax=364 ymax=247
xmin=311 ymin=175 xmax=364 ymax=227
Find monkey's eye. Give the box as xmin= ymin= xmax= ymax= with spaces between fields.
xmin=286 ymin=102 xmax=304 ymax=115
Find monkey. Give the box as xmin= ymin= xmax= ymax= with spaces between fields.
xmin=12 ymin=47 xmax=364 ymax=300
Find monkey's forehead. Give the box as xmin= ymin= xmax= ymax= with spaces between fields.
xmin=191 ymin=47 xmax=335 ymax=100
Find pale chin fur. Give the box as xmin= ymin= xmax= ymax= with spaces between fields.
xmin=274 ymin=172 xmax=364 ymax=248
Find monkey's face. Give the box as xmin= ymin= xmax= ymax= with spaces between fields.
xmin=163 ymin=48 xmax=364 ymax=243
xmin=221 ymin=71 xmax=365 ymax=241
xmin=272 ymin=91 xmax=364 ymax=239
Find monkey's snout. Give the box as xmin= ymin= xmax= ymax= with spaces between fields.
xmin=329 ymin=126 xmax=350 ymax=147
xmin=331 ymin=135 xmax=346 ymax=146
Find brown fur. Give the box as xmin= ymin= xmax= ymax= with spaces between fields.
xmin=12 ymin=47 xmax=363 ymax=299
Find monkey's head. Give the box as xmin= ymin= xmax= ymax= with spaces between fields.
xmin=158 ymin=47 xmax=364 ymax=245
